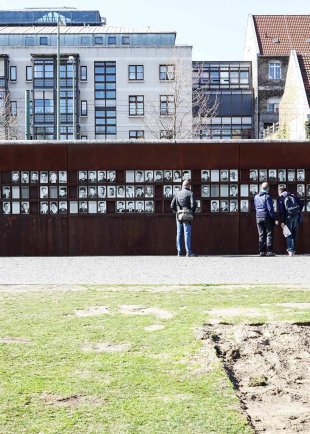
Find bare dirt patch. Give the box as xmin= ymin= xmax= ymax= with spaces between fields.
xmin=81 ymin=342 xmax=130 ymax=353
xmin=119 ymin=304 xmax=173 ymax=319
xmin=75 ymin=306 xmax=109 ymax=317
xmin=0 ymin=337 xmax=31 ymax=344
xmin=38 ymin=393 xmax=105 ymax=407
xmin=203 ymin=323 xmax=310 ymax=433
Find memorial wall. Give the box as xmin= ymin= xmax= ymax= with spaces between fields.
xmin=0 ymin=140 xmax=309 ymax=255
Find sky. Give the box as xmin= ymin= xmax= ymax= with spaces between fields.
xmin=0 ymin=0 xmax=309 ymax=60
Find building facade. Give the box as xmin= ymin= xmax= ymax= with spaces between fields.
xmin=0 ymin=8 xmax=192 ymax=141
xmin=244 ymin=14 xmax=310 ymax=139
xmin=192 ymin=61 xmax=253 ymax=139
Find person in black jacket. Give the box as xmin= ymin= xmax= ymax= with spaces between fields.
xmin=254 ymin=182 xmax=278 ymax=256
xmin=278 ymin=186 xmax=303 ymax=256
xmin=170 ymin=180 xmax=197 ymax=257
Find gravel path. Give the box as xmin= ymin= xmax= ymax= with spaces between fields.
xmin=0 ymin=255 xmax=309 ymax=285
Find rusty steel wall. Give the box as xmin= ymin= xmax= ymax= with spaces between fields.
xmin=0 ymin=140 xmax=309 ymax=256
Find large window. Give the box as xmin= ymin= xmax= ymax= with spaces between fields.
xmin=159 ymin=64 xmax=175 ymax=81
xmin=33 ymin=59 xmax=54 ymax=88
xmin=128 ymin=65 xmax=144 ymax=81
xmin=94 ymin=62 xmax=116 ymax=100
xmin=269 ymin=62 xmax=281 ymax=80
xmin=129 ymin=95 xmax=144 ymax=116
xmin=95 ymin=107 xmax=116 ymax=135
xmin=160 ymin=95 xmax=175 ymax=116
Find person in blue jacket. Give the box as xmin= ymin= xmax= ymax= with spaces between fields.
xmin=254 ymin=182 xmax=278 ymax=256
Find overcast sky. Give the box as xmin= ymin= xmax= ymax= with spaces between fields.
xmin=0 ymin=0 xmax=309 ymax=60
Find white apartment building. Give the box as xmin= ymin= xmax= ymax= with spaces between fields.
xmin=0 ymin=8 xmax=192 ymax=140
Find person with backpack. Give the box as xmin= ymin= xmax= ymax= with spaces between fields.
xmin=254 ymin=182 xmax=278 ymax=256
xmin=278 ymin=186 xmax=304 ymax=256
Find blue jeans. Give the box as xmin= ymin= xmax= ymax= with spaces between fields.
xmin=285 ymin=215 xmax=299 ymax=253
xmin=176 ymin=220 xmax=192 ymax=254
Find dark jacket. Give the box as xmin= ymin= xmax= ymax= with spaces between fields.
xmin=254 ymin=191 xmax=276 ymax=220
xmin=170 ymin=187 xmax=197 ymax=213
xmin=278 ymin=191 xmax=303 ymax=222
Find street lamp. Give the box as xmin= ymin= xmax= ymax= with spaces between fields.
xmin=56 ymin=15 xmax=66 ymax=140
xmin=68 ymin=55 xmax=76 ymax=140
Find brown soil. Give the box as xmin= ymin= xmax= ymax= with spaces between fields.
xmin=0 ymin=337 xmax=31 ymax=344
xmin=75 ymin=306 xmax=109 ymax=317
xmin=203 ymin=323 xmax=310 ymax=433
xmin=81 ymin=342 xmax=130 ymax=353
xmin=38 ymin=393 xmax=105 ymax=407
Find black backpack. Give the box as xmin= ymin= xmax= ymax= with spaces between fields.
xmin=283 ymin=194 xmax=300 ymax=216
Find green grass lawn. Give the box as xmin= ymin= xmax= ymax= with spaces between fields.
xmin=0 ymin=285 xmax=309 ymax=434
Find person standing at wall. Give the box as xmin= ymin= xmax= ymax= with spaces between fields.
xmin=170 ymin=180 xmax=197 ymax=257
xmin=278 ymin=186 xmax=303 ymax=256
xmin=254 ymin=182 xmax=278 ymax=256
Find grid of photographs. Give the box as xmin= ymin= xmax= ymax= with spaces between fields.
xmin=1 ymin=168 xmax=309 ymax=214
xmin=0 ymin=170 xmax=68 ymax=215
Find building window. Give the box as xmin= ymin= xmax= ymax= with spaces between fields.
xmin=129 ymin=95 xmax=144 ymax=116
xmin=128 ymin=65 xmax=144 ymax=81
xmin=129 ymin=130 xmax=144 ymax=139
xmin=33 ymin=59 xmax=54 ymax=88
xmin=160 ymin=130 xmax=173 ymax=139
xmin=80 ymin=66 xmax=87 ymax=81
xmin=94 ymin=62 xmax=116 ymax=100
xmin=108 ymin=36 xmax=116 ymax=45
xmin=26 ymin=66 xmax=33 ymax=81
xmin=269 ymin=62 xmax=281 ymax=80
xmin=33 ymin=126 xmax=54 ymax=140
xmin=95 ymin=36 xmax=103 ymax=45
xmin=81 ymin=37 xmax=90 ymax=46
xmin=159 ymin=64 xmax=175 ymax=81
xmin=122 ymin=36 xmax=130 ymax=45
xmin=25 ymin=37 xmax=34 ymax=46
xmin=81 ymin=100 xmax=88 ymax=116
xmin=40 ymin=36 xmax=48 ymax=45
xmin=160 ymin=95 xmax=175 ymax=115
xmin=10 ymin=101 xmax=17 ymax=116
xmin=95 ymin=107 xmax=116 ymax=135
xmin=81 ymin=135 xmax=87 ymax=140
xmin=60 ymin=126 xmax=73 ymax=140
xmin=10 ymin=66 xmax=17 ymax=81
xmin=267 ymin=97 xmax=280 ymax=113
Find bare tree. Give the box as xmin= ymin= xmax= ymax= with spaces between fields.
xmin=192 ymin=62 xmax=219 ymax=138
xmin=142 ymin=55 xmax=218 ymax=139
xmin=0 ymin=91 xmax=19 ymax=140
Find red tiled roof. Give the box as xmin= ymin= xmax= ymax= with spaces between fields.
xmin=253 ymin=15 xmax=310 ymax=56
xmin=298 ymin=55 xmax=310 ymax=104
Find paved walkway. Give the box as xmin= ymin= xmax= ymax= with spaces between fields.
xmin=0 ymin=256 xmax=309 ymax=285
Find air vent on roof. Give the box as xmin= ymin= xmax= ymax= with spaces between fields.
xmin=272 ymin=38 xmax=280 ymax=44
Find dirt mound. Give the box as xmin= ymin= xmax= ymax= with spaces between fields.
xmin=203 ymin=323 xmax=310 ymax=433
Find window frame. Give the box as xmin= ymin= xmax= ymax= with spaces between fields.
xmin=129 ymin=130 xmax=145 ymax=139
xmin=128 ymin=65 xmax=144 ymax=81
xmin=9 ymin=65 xmax=17 ymax=82
xmin=159 ymin=64 xmax=175 ymax=81
xmin=10 ymin=100 xmax=17 ymax=116
xmin=268 ymin=61 xmax=281 ymax=80
xmin=160 ymin=95 xmax=175 ymax=116
xmin=39 ymin=36 xmax=48 ymax=46
xmin=129 ymin=95 xmax=144 ymax=116
xmin=80 ymin=100 xmax=88 ymax=116
xmin=26 ymin=65 xmax=33 ymax=81
xmin=80 ymin=65 xmax=87 ymax=81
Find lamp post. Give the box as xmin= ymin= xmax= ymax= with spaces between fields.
xmin=68 ymin=55 xmax=76 ymax=140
